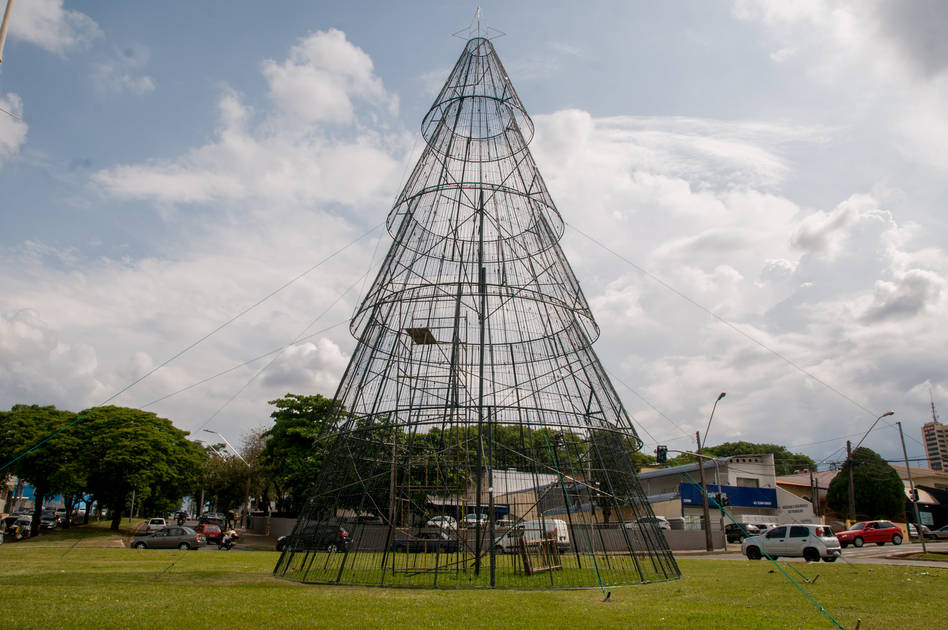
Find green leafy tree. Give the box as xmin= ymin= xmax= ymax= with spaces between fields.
xmin=826 ymin=447 xmax=905 ymax=520
xmin=77 ymin=406 xmax=206 ymax=530
xmin=699 ymin=441 xmax=816 ymax=476
xmin=0 ymin=405 xmax=81 ymax=536
xmin=201 ymin=443 xmax=249 ymax=514
xmin=259 ymin=394 xmax=338 ymax=514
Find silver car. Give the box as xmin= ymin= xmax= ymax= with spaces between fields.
xmin=131 ymin=526 xmax=206 ymax=550
xmin=742 ymin=523 xmax=841 ymax=562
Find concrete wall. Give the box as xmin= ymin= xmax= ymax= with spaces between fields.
xmin=264 ymin=518 xmax=723 ymax=552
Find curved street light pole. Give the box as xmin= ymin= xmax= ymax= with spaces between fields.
xmin=698 ymin=392 xmax=726 ymax=552
xmin=847 ymin=411 xmax=894 ymax=521
xmin=204 ymin=429 xmax=251 ymax=526
xmin=702 ymin=392 xmax=726 ymax=448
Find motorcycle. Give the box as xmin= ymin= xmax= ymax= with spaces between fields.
xmin=217 ymin=530 xmax=239 ymax=551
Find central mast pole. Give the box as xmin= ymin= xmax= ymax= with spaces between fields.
xmin=475 ymin=189 xmax=486 ymax=574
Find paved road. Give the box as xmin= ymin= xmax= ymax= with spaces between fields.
xmin=690 ymin=540 xmax=948 ymax=568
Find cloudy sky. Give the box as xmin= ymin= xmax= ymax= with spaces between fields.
xmin=1 ymin=1 xmax=946 ymax=469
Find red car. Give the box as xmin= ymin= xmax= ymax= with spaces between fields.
xmin=194 ymin=523 xmax=223 ymax=543
xmin=835 ymin=520 xmax=903 ymax=548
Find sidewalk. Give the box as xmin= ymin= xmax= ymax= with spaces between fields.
xmin=236 ymin=528 xmax=277 ymax=551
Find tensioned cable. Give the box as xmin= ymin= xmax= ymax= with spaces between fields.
xmin=567 ymin=222 xmax=886 ymax=422
xmin=680 ymin=470 xmax=845 ymax=629
xmin=199 ymin=229 xmax=386 ymax=433
xmin=0 ymin=222 xmax=383 ymax=473
xmin=141 ymin=320 xmax=349 ymax=409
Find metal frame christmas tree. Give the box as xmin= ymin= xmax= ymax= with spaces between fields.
xmin=274 ymin=35 xmax=680 ymax=589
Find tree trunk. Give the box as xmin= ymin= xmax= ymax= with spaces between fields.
xmin=31 ymin=488 xmax=46 ymax=538
xmin=109 ymin=505 xmax=122 ymax=531
xmin=63 ymin=494 xmax=76 ymax=529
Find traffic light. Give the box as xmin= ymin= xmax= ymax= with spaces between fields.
xmin=656 ymin=445 xmax=667 ymax=464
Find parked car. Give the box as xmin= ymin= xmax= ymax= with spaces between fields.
xmin=462 ymin=513 xmax=488 ymax=527
xmin=199 ymin=513 xmax=226 ymax=528
xmin=145 ymin=517 xmax=167 ymax=533
xmin=392 ymin=530 xmax=459 ymax=553
xmin=625 ymin=516 xmax=671 ymax=531
xmin=907 ymin=523 xmax=931 ymax=538
xmin=131 ymin=526 xmax=206 ymax=550
xmin=3 ymin=515 xmax=31 ymax=540
xmin=725 ymin=523 xmax=762 ymax=543
xmin=39 ymin=512 xmax=59 ymax=530
xmin=925 ymin=524 xmax=948 ymax=540
xmin=742 ymin=524 xmax=841 ymax=562
xmin=276 ymin=523 xmax=351 ymax=553
xmin=835 ymin=520 xmax=902 ymax=548
xmin=194 ymin=523 xmax=223 ymax=543
xmin=425 ymin=515 xmax=458 ymax=531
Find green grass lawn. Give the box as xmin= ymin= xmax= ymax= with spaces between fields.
xmin=2 ymin=525 xmax=945 ymax=629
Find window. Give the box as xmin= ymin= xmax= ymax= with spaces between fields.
xmin=789 ymin=526 xmax=809 ymax=538
xmin=736 ymin=477 xmax=759 ymax=488
xmin=766 ymin=526 xmax=786 ymax=539
xmin=815 ymin=526 xmax=832 ymax=537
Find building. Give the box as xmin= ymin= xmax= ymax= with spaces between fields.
xmin=776 ymin=464 xmax=948 ymax=530
xmin=922 ymin=418 xmax=948 ymax=472
xmin=638 ymin=453 xmax=816 ymax=528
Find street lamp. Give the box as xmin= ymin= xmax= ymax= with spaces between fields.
xmin=847 ymin=411 xmax=894 ymax=520
xmin=203 ymin=429 xmax=249 ymax=466
xmin=697 ymin=392 xmax=726 ymax=552
xmin=204 ymin=429 xmax=251 ymax=527
xmin=702 ymin=392 xmax=726 ymax=448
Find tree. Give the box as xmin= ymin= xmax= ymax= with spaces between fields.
xmin=0 ymin=405 xmax=81 ymax=536
xmin=77 ymin=406 xmax=206 ymax=530
xmin=826 ymin=447 xmax=905 ymax=520
xmin=700 ymin=441 xmax=816 ymax=476
xmin=259 ymin=394 xmax=338 ymax=514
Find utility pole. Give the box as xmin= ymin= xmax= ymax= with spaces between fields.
xmin=809 ymin=468 xmax=820 ymax=518
xmin=696 ymin=431 xmax=714 ymax=552
xmin=846 ymin=440 xmax=856 ymax=522
xmin=897 ymin=421 xmax=927 ymax=553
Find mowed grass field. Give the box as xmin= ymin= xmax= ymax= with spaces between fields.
xmin=1 ymin=524 xmax=945 ymax=629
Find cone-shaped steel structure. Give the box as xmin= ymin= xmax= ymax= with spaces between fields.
xmin=274 ymin=37 xmax=680 ymax=589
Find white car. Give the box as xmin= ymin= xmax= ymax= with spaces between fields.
xmin=463 ymin=513 xmax=488 ymax=526
xmin=742 ymin=523 xmax=841 ymax=563
xmin=425 ymin=516 xmax=457 ymax=530
xmin=625 ymin=516 xmax=671 ymax=530
xmin=145 ymin=517 xmax=167 ymax=533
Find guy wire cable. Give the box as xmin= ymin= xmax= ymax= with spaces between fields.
xmin=0 ymin=221 xmax=383 ymax=473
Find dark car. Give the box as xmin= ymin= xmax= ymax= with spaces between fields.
xmin=198 ymin=513 xmax=226 ymax=528
xmin=131 ymin=526 xmax=206 ymax=550
xmin=725 ymin=523 xmax=762 ymax=543
xmin=276 ymin=523 xmax=351 ymax=553
xmin=392 ymin=530 xmax=459 ymax=553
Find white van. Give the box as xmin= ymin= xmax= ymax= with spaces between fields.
xmin=493 ymin=518 xmax=570 ymax=553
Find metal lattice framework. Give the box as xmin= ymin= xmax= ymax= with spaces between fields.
xmin=274 ymin=37 xmax=680 ymax=588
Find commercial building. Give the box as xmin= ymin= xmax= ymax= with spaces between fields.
xmin=637 ymin=453 xmax=816 ymax=530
